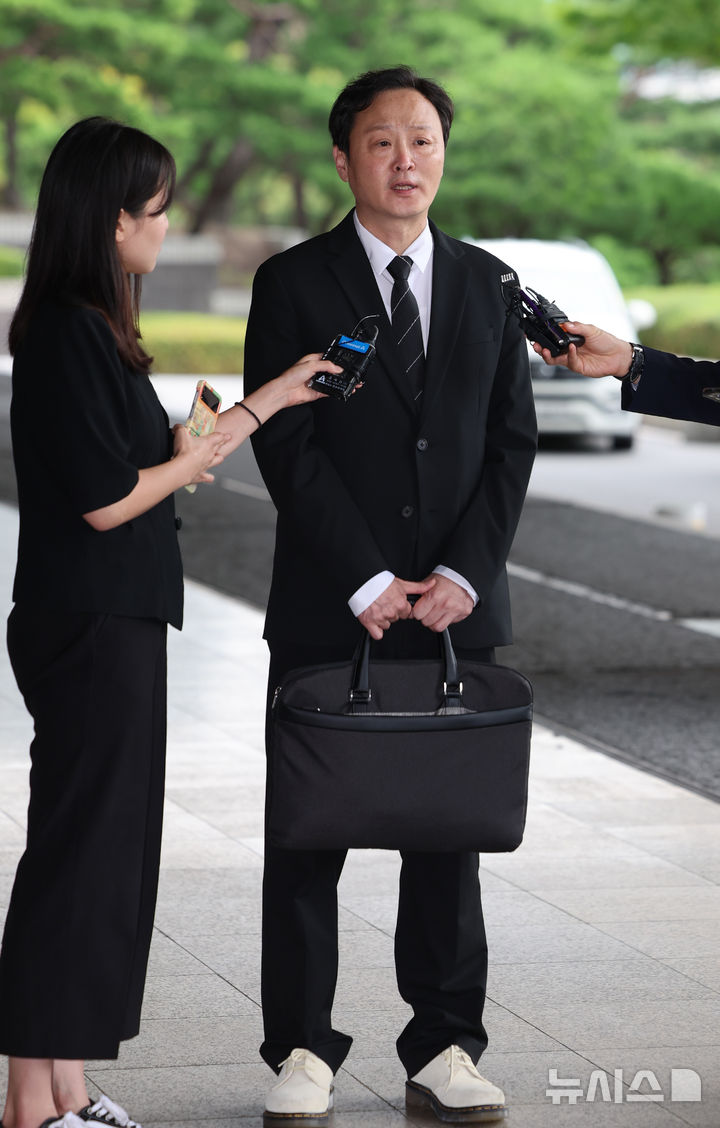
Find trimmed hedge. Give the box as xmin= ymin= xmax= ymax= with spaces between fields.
xmin=0 ymin=245 xmax=25 ymax=277
xmin=140 ymin=312 xmax=246 ymax=374
xmin=628 ymin=284 xmax=720 ymax=359
xmin=140 ymin=286 xmax=720 ymax=372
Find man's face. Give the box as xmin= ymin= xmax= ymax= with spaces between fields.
xmin=333 ymin=88 xmax=445 ymax=236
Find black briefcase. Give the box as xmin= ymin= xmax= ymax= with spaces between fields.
xmin=267 ymin=628 xmax=532 ymax=852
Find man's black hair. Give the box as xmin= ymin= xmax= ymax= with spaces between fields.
xmin=328 ymin=65 xmax=454 ymax=154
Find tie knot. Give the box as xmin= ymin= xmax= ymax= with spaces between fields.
xmin=387 ymin=255 xmax=413 ymax=283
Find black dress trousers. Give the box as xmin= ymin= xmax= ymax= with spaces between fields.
xmin=261 ymin=625 xmax=493 ymax=1078
xmin=0 ymin=605 xmax=167 ymax=1060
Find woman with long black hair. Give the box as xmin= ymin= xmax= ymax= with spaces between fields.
xmin=0 ymin=117 xmax=336 ymax=1128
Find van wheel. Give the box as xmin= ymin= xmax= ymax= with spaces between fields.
xmin=612 ymin=435 xmax=634 ymax=451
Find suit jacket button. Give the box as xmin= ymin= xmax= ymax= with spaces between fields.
xmin=401 ymin=505 xmax=414 ymax=518
xmin=416 ymin=437 xmax=429 ymax=451
xmin=175 ymin=517 xmax=183 ymax=530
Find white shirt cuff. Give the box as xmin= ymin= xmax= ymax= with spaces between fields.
xmin=348 ymin=570 xmax=395 ymax=617
xmin=433 ymin=566 xmax=479 ymax=607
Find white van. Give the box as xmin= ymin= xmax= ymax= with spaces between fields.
xmin=464 ymin=238 xmax=653 ymax=449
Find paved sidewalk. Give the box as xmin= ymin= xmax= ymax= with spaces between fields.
xmin=1 ymin=498 xmax=719 ymax=1127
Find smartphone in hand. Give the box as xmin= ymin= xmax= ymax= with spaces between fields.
xmin=184 ymin=380 xmax=222 ymax=493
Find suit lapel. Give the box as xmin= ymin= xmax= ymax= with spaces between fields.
xmin=422 ymin=223 xmax=471 ymax=420
xmin=325 ymin=213 xmax=419 ymax=415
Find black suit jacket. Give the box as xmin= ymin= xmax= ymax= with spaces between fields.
xmin=244 ymin=212 xmax=537 ymax=653
xmin=622 ymin=346 xmax=720 ymax=427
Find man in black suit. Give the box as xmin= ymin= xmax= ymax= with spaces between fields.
xmin=243 ymin=66 xmax=537 ymax=1125
xmin=533 ymin=321 xmax=720 ymax=427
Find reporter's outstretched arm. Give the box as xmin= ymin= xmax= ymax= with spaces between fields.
xmin=217 ymin=352 xmax=341 ymax=454
xmin=533 ymin=322 xmax=633 ymax=379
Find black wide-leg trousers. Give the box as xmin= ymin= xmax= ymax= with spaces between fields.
xmin=0 ymin=606 xmax=167 ymax=1060
xmin=260 ymin=627 xmax=493 ymax=1079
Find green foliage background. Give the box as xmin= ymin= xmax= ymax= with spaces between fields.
xmin=2 ymin=0 xmax=720 ymax=290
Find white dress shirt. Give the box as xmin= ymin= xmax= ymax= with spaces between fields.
xmin=347 ymin=213 xmax=479 ymax=617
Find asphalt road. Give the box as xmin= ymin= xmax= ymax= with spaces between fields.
xmin=1 ymin=373 xmax=719 ymax=801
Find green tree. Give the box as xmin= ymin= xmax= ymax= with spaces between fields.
xmin=0 ymin=0 xmax=189 ymax=206
xmin=562 ymin=0 xmax=720 ymax=66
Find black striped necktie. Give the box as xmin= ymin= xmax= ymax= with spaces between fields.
xmin=387 ymin=254 xmax=425 ymax=405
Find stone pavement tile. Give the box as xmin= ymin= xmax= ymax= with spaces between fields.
xmin=530 ymin=730 xmax=671 ymax=786
xmin=342 ymin=1049 xmax=591 ymax=1109
xmin=545 ymin=795 xmax=720 ymax=828
xmin=146 ymin=931 xmax=216 ymax=977
xmin=574 ymin=1045 xmax=720 ymax=1127
xmin=160 ymin=806 xmax=265 ymax=869
xmin=212 ymin=719 xmax=267 ymax=746
xmin=167 ymin=687 xmax=262 ymax=727
xmin=170 ymin=931 xmax=262 ymax=977
xmin=519 ymin=806 xmax=664 ymax=858
xmin=0 ymin=810 xmax=24 ymax=846
xmin=160 ymin=832 xmax=265 ymax=872
xmin=0 ymin=723 xmax=32 ymax=759
xmin=528 ymin=771 xmax=685 ymax=804
xmin=0 ymin=872 xmax=14 ymax=903
xmin=333 ymin=1002 xmax=559 ymax=1061
xmin=0 ymin=847 xmax=25 ymax=874
xmin=479 ymin=1001 xmax=564 ymax=1053
xmin=141 ymin=974 xmax=260 ymax=1020
xmin=530 ymin=885 xmax=720 ymax=924
xmin=603 ymin=823 xmax=720 ymax=855
xmin=334 ymin=967 xmax=411 ymax=1013
xmin=86 ymin=1062 xmax=389 ymax=1122
xmin=164 ymin=713 xmax=256 ymax=750
xmin=337 ymin=894 xmax=399 ymax=934
xmin=345 ymin=1052 xmax=680 ymax=1124
xmin=339 ymin=1056 xmax=409 ymax=1108
xmin=167 ymin=650 xmax=251 ymax=690
xmin=144 ymin=1122 xmax=256 ymax=1128
xmin=487 ymin=1104 xmax=675 ymax=1125
xmin=153 ymin=868 xmax=263 ymax=936
xmin=593 ymin=919 xmax=720 ymax=960
xmin=480 ymin=889 xmax=583 ymax=929
xmin=220 ymin=969 xmax=261 ymax=1006
xmin=320 ymin=1011 xmax=413 ymax=1060
xmin=146 ymin=1119 xmax=414 ymax=1128
xmin=486 ymin=920 xmax=643 ymax=964
xmin=486 ymin=957 xmax=712 ymax=1011
xmin=174 ymin=799 xmax=267 ymax=842
xmin=165 ymin=741 xmax=265 ymax=775
xmin=513 ymin=996 xmax=720 ymax=1050
xmin=481 ymin=854 xmax=714 ymax=891
xmin=660 ymin=957 xmax=720 ymax=992
xmin=479 ymin=1048 xmax=647 ymax=1106
xmin=88 ymin=1015 xmax=263 ymax=1070
xmin=338 ymin=928 xmax=395 ymax=968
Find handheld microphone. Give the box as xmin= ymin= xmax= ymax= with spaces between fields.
xmin=310 ymin=316 xmax=380 ymax=402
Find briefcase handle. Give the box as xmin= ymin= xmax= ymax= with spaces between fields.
xmin=348 ymin=626 xmax=462 ymax=714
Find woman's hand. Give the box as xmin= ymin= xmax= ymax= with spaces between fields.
xmin=275 ymin=352 xmax=344 ymax=406
xmin=172 ymin=424 xmax=231 ymax=485
xmin=215 ymin=353 xmax=346 ymax=456
xmin=532 ymin=322 xmax=633 ymax=379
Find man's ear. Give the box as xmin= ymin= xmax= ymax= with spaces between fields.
xmin=333 ymin=146 xmax=350 ymax=184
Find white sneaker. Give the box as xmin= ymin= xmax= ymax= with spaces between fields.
xmin=41 ymin=1117 xmax=88 ymax=1128
xmin=78 ymin=1096 xmax=142 ymax=1128
xmin=407 ymin=1045 xmax=507 ymax=1122
xmin=264 ymin=1048 xmax=334 ymax=1124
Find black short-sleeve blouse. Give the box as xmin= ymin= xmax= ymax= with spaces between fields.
xmin=10 ymin=300 xmax=184 ymax=628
